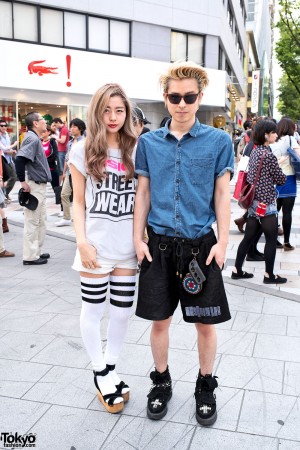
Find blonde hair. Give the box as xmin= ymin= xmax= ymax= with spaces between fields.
xmin=85 ymin=83 xmax=136 ymax=180
xmin=159 ymin=61 xmax=209 ymax=93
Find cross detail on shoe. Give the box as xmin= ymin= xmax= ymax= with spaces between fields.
xmin=151 ymin=399 xmax=162 ymax=408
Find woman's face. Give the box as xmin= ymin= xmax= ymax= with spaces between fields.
xmin=41 ymin=129 xmax=51 ymax=140
xmin=102 ymin=95 xmax=126 ymax=137
xmin=266 ymin=131 xmax=277 ymax=144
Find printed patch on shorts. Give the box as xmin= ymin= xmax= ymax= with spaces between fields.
xmin=182 ymin=273 xmax=202 ymax=294
xmin=185 ymin=306 xmax=221 ymax=317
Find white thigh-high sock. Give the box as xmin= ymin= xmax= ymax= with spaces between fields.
xmin=80 ymin=276 xmax=122 ymax=402
xmin=105 ymin=275 xmax=136 ymax=387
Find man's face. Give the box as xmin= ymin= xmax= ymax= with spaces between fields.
xmin=70 ymin=125 xmax=81 ymax=137
xmin=0 ymin=123 xmax=7 ymax=134
xmin=33 ymin=115 xmax=47 ymax=136
xmin=54 ymin=121 xmax=63 ymax=130
xmin=163 ymin=78 xmax=203 ymax=126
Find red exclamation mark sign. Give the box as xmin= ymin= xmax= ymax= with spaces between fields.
xmin=66 ymin=55 xmax=71 ymax=87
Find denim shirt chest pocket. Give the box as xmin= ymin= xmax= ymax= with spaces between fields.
xmin=190 ymin=157 xmax=214 ymax=185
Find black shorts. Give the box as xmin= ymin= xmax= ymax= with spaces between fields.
xmin=136 ymin=228 xmax=231 ymax=324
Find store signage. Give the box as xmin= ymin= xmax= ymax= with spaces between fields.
xmin=251 ymin=70 xmax=260 ymax=113
xmin=1 ymin=40 xmax=226 ymax=106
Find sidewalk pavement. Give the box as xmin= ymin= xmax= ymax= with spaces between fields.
xmin=0 ymin=182 xmax=300 ymax=449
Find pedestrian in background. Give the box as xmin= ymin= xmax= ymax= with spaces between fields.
xmin=70 ymin=84 xmax=137 ymax=414
xmin=51 ymin=118 xmax=70 ymax=183
xmin=55 ymin=118 xmax=86 ymax=227
xmin=271 ymin=117 xmax=300 ymax=251
xmin=15 ymin=112 xmax=52 ymax=266
xmin=231 ymin=119 xmax=287 ymax=284
xmin=41 ymin=125 xmax=59 ymax=193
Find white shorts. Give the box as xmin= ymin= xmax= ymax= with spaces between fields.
xmin=72 ymin=249 xmax=138 ymax=274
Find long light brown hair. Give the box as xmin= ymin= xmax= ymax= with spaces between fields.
xmin=85 ymin=83 xmax=136 ymax=180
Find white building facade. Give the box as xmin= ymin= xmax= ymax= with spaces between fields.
xmin=0 ymin=0 xmax=247 ymax=135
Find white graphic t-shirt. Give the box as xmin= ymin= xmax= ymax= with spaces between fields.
xmin=69 ymin=140 xmax=136 ymax=260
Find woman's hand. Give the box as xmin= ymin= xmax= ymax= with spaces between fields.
xmin=78 ymin=242 xmax=101 ymax=270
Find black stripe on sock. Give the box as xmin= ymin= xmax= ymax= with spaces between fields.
xmin=81 ymin=288 xmax=107 ymax=296
xmin=82 ymin=296 xmax=106 ymax=304
xmin=81 ymin=281 xmax=108 ymax=289
xmin=110 ymin=289 xmax=135 ymax=297
xmin=110 ymin=299 xmax=133 ymax=308
xmin=110 ymin=281 xmax=136 ymax=287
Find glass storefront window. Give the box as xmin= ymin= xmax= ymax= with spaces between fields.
xmin=0 ymin=100 xmax=18 ymax=143
xmin=68 ymin=105 xmax=88 ymax=124
xmin=0 ymin=1 xmax=12 ymax=38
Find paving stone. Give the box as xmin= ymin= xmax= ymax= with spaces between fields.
xmin=232 ymin=311 xmax=287 ymax=335
xmin=287 ymin=316 xmax=300 ymax=337
xmin=103 ymin=415 xmax=195 ymax=450
xmin=283 ymin=362 xmax=300 ymax=396
xmin=23 ymin=366 xmax=95 ymax=408
xmin=263 ymin=297 xmax=300 ymax=317
xmin=1 ymin=292 xmax=57 ymax=312
xmin=36 ymin=314 xmax=81 ymax=337
xmin=190 ymin=428 xmax=278 ymax=449
xmin=227 ymin=293 xmax=264 ymax=313
xmin=218 ymin=354 xmax=284 ymax=394
xmin=0 ymin=359 xmax=50 ymax=398
xmin=216 ymin=329 xmax=257 ymax=357
xmin=254 ymin=335 xmax=300 ymax=362
xmin=0 ymin=331 xmax=55 ymax=361
xmin=40 ymin=296 xmax=81 ymax=315
xmin=238 ymin=390 xmax=297 ymax=438
xmin=0 ymin=397 xmax=50 ymax=434
xmin=31 ymin=336 xmax=90 ymax=368
xmin=0 ymin=310 xmax=56 ymax=333
xmin=278 ymin=439 xmax=300 ymax=449
xmin=30 ymin=405 xmax=119 ymax=450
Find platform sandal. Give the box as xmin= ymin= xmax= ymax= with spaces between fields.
xmin=106 ymin=364 xmax=130 ymax=403
xmin=93 ymin=368 xmax=124 ymax=413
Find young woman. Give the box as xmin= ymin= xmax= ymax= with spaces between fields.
xmin=271 ymin=117 xmax=300 ymax=250
xmin=41 ymin=125 xmax=59 ymax=192
xmin=231 ymin=119 xmax=287 ymax=284
xmin=69 ymin=84 xmax=137 ymax=414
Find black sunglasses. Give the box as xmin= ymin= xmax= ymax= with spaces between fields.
xmin=0 ymin=124 xmax=7 ymax=127
xmin=166 ymin=92 xmax=200 ymax=105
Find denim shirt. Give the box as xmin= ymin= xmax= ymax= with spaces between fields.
xmin=135 ymin=119 xmax=234 ymax=239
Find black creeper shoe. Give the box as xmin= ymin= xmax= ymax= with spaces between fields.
xmin=147 ymin=367 xmax=172 ymax=420
xmin=194 ymin=373 xmax=218 ymax=426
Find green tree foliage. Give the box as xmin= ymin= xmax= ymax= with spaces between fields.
xmin=277 ymin=75 xmax=300 ymax=120
xmin=275 ymin=0 xmax=300 ymax=119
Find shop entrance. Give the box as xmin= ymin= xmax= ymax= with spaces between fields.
xmin=18 ymin=102 xmax=68 ymax=128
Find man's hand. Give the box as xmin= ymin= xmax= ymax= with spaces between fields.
xmin=135 ymin=240 xmax=152 ymax=264
xmin=206 ymin=242 xmax=227 ymax=269
xmin=21 ymin=181 xmax=31 ymax=193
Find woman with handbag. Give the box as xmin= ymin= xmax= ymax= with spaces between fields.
xmin=270 ymin=117 xmax=300 ymax=251
xmin=231 ymin=119 xmax=287 ymax=284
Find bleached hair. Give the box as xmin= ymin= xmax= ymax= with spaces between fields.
xmin=159 ymin=61 xmax=209 ymax=93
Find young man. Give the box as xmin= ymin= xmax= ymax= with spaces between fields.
xmin=55 ymin=118 xmax=86 ymax=227
xmin=15 ymin=112 xmax=52 ymax=265
xmin=132 ymin=107 xmax=151 ymax=137
xmin=134 ymin=62 xmax=234 ymax=426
